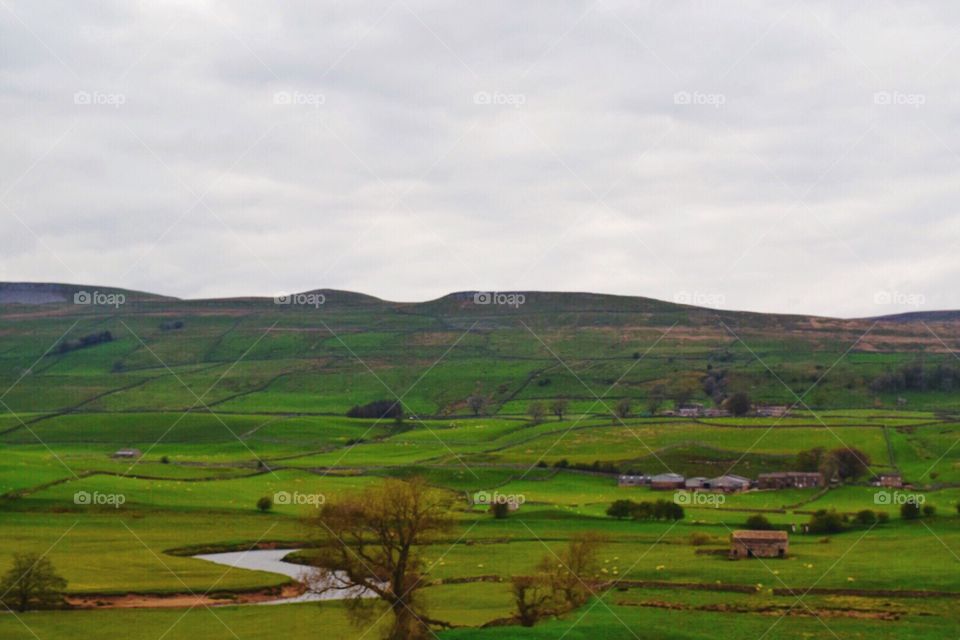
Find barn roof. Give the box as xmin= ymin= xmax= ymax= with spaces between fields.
xmin=731 ymin=530 xmax=787 ymax=541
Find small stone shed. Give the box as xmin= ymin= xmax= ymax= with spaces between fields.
xmin=729 ymin=530 xmax=788 ymax=559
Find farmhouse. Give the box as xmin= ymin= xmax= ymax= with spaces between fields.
xmin=677 ymin=403 xmax=704 ymax=417
xmin=757 ymin=471 xmax=824 ymax=490
xmin=705 ymin=474 xmax=751 ymax=493
xmin=617 ymin=474 xmax=647 ymax=487
xmin=756 ymin=405 xmax=790 ymax=417
xmin=112 ymin=448 xmax=141 ymax=459
xmin=685 ymin=477 xmax=708 ymax=490
xmin=650 ymin=473 xmax=685 ymax=490
xmin=875 ymin=473 xmax=903 ymax=488
xmin=729 ymin=530 xmax=788 ymax=559
xmin=704 ymin=408 xmax=730 ymax=418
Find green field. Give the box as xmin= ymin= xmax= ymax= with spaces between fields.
xmin=2 ymin=286 xmax=960 ymax=638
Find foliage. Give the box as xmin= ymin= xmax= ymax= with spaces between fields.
xmin=0 ymin=553 xmax=67 ymax=612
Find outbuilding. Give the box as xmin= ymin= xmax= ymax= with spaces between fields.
xmin=729 ymin=530 xmax=788 ymax=559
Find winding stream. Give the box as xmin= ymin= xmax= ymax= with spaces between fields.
xmin=193 ymin=549 xmax=372 ymax=604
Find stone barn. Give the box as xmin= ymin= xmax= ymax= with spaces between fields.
xmin=729 ymin=530 xmax=788 ymax=559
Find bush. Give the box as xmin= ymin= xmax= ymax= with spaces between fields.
xmin=745 ymin=514 xmax=773 ymax=530
xmin=256 ymin=496 xmax=273 ymax=512
xmin=923 ymin=505 xmax=936 ymax=518
xmin=346 ymin=399 xmax=402 ymax=420
xmin=877 ymin=512 xmax=890 ymax=524
xmin=901 ymin=502 xmax=921 ymax=520
xmin=853 ymin=509 xmax=878 ymax=525
xmin=0 ymin=553 xmax=67 ymax=611
xmin=491 ymin=502 xmax=510 ymax=519
xmin=606 ymin=499 xmax=637 ymax=520
xmin=808 ymin=509 xmax=844 ymax=534
xmin=687 ymin=532 xmax=714 ymax=546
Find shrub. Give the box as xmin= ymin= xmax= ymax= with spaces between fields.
xmin=688 ymin=532 xmax=714 ymax=546
xmin=923 ymin=505 xmax=936 ymax=518
xmin=853 ymin=509 xmax=878 ymax=525
xmin=877 ymin=512 xmax=890 ymax=524
xmin=745 ymin=514 xmax=773 ymax=530
xmin=808 ymin=509 xmax=844 ymax=534
xmin=491 ymin=502 xmax=510 ymax=519
xmin=901 ymin=502 xmax=921 ymax=520
xmin=256 ymin=496 xmax=273 ymax=512
xmin=606 ymin=499 xmax=637 ymax=520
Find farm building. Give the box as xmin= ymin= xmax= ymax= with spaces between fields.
xmin=704 ymin=408 xmax=730 ymax=418
xmin=757 ymin=472 xmax=824 ymax=489
xmin=677 ymin=403 xmax=704 ymax=417
xmin=705 ymin=474 xmax=751 ymax=492
xmin=756 ymin=405 xmax=790 ymax=417
xmin=729 ymin=530 xmax=788 ymax=559
xmin=685 ymin=477 xmax=708 ymax=490
xmin=112 ymin=448 xmax=141 ymax=459
xmin=875 ymin=473 xmax=903 ymax=488
xmin=650 ymin=473 xmax=685 ymax=490
xmin=617 ymin=474 xmax=647 ymax=487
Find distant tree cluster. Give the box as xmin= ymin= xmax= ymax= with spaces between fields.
xmin=870 ymin=362 xmax=960 ymax=393
xmin=56 ymin=330 xmax=113 ymax=354
xmin=807 ymin=508 xmax=889 ymax=534
xmin=160 ymin=320 xmax=184 ymax=330
xmin=795 ymin=446 xmax=871 ymax=481
xmin=345 ymin=399 xmax=402 ymax=420
xmin=606 ymin=499 xmax=684 ymax=521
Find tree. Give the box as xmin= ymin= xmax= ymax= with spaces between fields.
xmin=854 ymin=509 xmax=878 ymax=525
xmin=606 ymin=499 xmax=636 ymax=520
xmin=511 ymin=533 xmax=606 ymax=626
xmin=827 ymin=447 xmax=871 ymax=481
xmin=550 ymin=399 xmax=569 ymax=421
xmin=647 ymin=385 xmax=666 ymax=415
xmin=615 ymin=398 xmax=632 ymax=419
xmin=510 ymin=575 xmax=551 ymax=627
xmin=724 ymin=392 xmax=751 ymax=417
xmin=305 ymin=478 xmax=454 ymax=640
xmin=256 ymin=496 xmax=273 ymax=512
xmin=923 ymin=504 xmax=936 ymax=518
xmin=745 ymin=514 xmax=773 ymax=530
xmin=491 ymin=502 xmax=510 ymax=519
xmin=901 ymin=501 xmax=921 ymax=520
xmin=808 ymin=509 xmax=844 ymax=534
xmin=541 ymin=532 xmax=606 ymax=610
xmin=466 ymin=395 xmax=486 ymax=416
xmin=527 ymin=401 xmax=546 ymax=424
xmin=795 ymin=447 xmax=826 ymax=473
xmin=0 ymin=553 xmax=67 ymax=612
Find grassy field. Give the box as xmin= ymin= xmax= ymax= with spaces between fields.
xmin=3 ymin=286 xmax=960 ymax=637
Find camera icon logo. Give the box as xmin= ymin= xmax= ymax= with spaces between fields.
xmin=473 ymin=292 xmax=492 ymax=305
xmin=873 ymin=491 xmax=891 ymax=505
xmin=673 ymin=91 xmax=692 ymax=105
xmin=274 ymin=293 xmax=291 ymax=305
xmin=673 ymin=491 xmax=691 ymax=505
xmin=273 ymin=91 xmax=292 ymax=105
xmin=74 ymin=490 xmax=91 ymax=505
xmin=274 ymin=491 xmax=291 ymax=505
xmin=74 ymin=291 xmax=92 ymax=305
xmin=473 ymin=490 xmax=491 ymax=505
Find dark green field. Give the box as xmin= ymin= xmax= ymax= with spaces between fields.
xmin=3 ymin=283 xmax=960 ymax=639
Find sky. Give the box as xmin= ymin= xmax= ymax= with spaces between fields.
xmin=1 ymin=1 xmax=959 ymax=317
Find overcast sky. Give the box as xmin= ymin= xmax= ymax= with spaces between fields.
xmin=2 ymin=1 xmax=959 ymax=317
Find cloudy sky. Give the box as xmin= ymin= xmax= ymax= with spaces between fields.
xmin=1 ymin=1 xmax=959 ymax=317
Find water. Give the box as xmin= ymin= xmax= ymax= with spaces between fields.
xmin=193 ymin=548 xmax=373 ymax=604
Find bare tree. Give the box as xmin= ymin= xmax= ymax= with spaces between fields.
xmin=527 ymin=401 xmax=546 ymax=424
xmin=615 ymin=398 xmax=632 ymax=420
xmin=305 ymin=478 xmax=455 ymax=640
xmin=550 ymin=398 xmax=569 ymax=421
xmin=466 ymin=395 xmax=486 ymax=416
